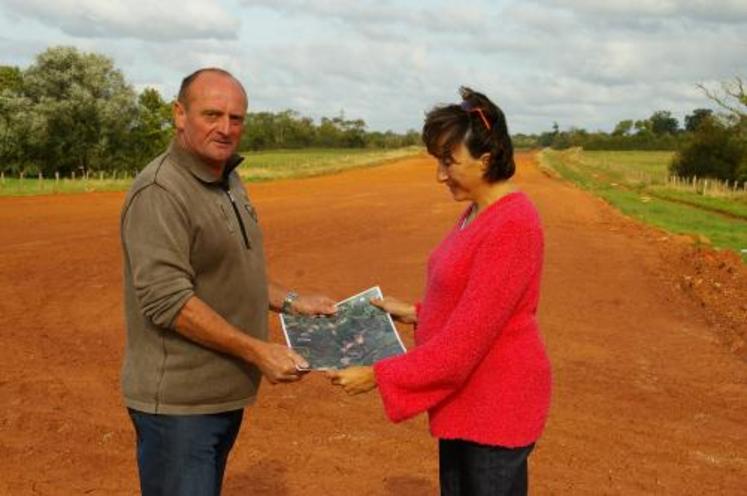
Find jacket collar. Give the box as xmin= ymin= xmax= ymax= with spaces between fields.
xmin=168 ymin=138 xmax=245 ymax=185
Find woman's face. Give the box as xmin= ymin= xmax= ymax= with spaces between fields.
xmin=436 ymin=143 xmax=489 ymax=202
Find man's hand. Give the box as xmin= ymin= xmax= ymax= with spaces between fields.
xmin=327 ymin=366 xmax=377 ymax=395
xmin=292 ymin=293 xmax=337 ymax=316
xmin=252 ymin=341 xmax=310 ymax=384
xmin=371 ymin=296 xmax=417 ymax=324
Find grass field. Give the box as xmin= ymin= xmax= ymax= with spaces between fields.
xmin=540 ymin=148 xmax=747 ymax=261
xmin=0 ymin=176 xmax=134 ymax=197
xmin=236 ymin=147 xmax=421 ymax=181
xmin=0 ymin=147 xmax=423 ymax=197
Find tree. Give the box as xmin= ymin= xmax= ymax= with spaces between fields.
xmin=674 ymin=76 xmax=747 ymax=184
xmin=317 ymin=116 xmax=342 ymax=147
xmin=697 ymin=77 xmax=746 ymax=139
xmin=671 ymin=115 xmax=746 ymax=182
xmin=0 ymin=92 xmax=37 ymax=173
xmin=684 ymin=108 xmax=713 ymax=132
xmin=0 ymin=66 xmax=30 ymax=173
xmin=127 ymin=87 xmax=173 ymax=166
xmin=340 ymin=117 xmax=367 ymax=147
xmin=649 ymin=110 xmax=679 ymax=135
xmin=697 ymin=77 xmax=746 ymax=119
xmin=633 ymin=119 xmax=652 ymax=135
xmin=612 ymin=119 xmax=633 ymax=136
xmin=21 ymin=46 xmax=137 ymax=175
xmin=0 ymin=66 xmax=22 ymax=93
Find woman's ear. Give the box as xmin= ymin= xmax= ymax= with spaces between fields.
xmin=479 ymin=153 xmax=491 ymax=172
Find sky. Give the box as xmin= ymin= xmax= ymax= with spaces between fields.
xmin=0 ymin=0 xmax=744 ymax=134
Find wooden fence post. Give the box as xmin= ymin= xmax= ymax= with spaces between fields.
xmin=55 ymin=171 xmax=60 ymax=182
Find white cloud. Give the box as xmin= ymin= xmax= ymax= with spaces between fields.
xmin=0 ymin=0 xmax=743 ymax=133
xmin=0 ymin=0 xmax=239 ymax=41
xmin=545 ymin=0 xmax=747 ymax=23
xmin=240 ymin=0 xmax=493 ymax=34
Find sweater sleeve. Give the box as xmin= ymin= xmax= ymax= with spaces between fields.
xmin=122 ymin=185 xmax=196 ymax=329
xmin=374 ymin=220 xmax=539 ymax=423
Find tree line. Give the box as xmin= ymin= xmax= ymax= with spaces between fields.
xmin=516 ymin=79 xmax=747 ymax=184
xmin=0 ymin=46 xmax=420 ymax=177
xmin=527 ymin=109 xmax=710 ymax=151
xmin=3 ymin=46 xmax=743 ymax=184
xmin=239 ymin=110 xmax=420 ymax=151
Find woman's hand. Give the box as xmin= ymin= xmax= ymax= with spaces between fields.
xmin=371 ymin=297 xmax=417 ymax=324
xmin=327 ymin=366 xmax=377 ymax=395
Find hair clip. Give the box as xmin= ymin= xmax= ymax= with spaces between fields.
xmin=460 ymin=101 xmax=492 ymax=131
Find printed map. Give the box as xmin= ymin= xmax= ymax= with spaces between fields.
xmin=280 ymin=287 xmax=406 ymax=370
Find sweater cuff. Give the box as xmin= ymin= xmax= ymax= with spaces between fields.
xmin=374 ymin=359 xmax=408 ymax=423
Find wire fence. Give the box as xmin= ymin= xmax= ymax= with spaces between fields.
xmin=665 ymin=175 xmax=747 ymax=199
xmin=0 ymin=169 xmax=137 ymax=195
xmin=622 ymin=169 xmax=747 ymax=199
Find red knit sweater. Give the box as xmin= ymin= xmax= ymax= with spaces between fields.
xmin=374 ymin=192 xmax=552 ymax=448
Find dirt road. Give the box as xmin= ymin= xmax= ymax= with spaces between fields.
xmin=0 ymin=152 xmax=745 ymax=495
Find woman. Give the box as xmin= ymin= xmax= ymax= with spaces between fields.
xmin=328 ymin=87 xmax=552 ymax=495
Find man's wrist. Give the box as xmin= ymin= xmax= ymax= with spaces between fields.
xmin=240 ymin=335 xmax=266 ymax=365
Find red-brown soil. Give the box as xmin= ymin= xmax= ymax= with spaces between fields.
xmin=0 ymin=152 xmax=745 ymax=495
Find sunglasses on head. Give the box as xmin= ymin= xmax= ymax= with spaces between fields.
xmin=460 ymin=101 xmax=492 ymax=131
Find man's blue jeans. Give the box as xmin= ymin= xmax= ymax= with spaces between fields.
xmin=128 ymin=408 xmax=244 ymax=496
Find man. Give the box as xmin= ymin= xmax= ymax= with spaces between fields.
xmin=120 ymin=68 xmax=336 ymax=496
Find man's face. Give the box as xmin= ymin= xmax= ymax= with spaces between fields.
xmin=173 ymin=72 xmax=247 ymax=167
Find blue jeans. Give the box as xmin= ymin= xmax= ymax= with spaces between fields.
xmin=128 ymin=408 xmax=244 ymax=496
xmin=439 ymin=439 xmax=535 ymax=496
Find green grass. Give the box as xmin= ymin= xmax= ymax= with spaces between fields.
xmin=540 ymin=148 xmax=747 ymax=261
xmin=646 ymin=187 xmax=747 ymax=219
xmin=0 ymin=147 xmax=423 ymax=197
xmin=0 ymin=176 xmax=134 ymax=196
xmin=540 ymin=149 xmax=675 ymax=185
xmin=237 ymin=147 xmax=422 ymax=181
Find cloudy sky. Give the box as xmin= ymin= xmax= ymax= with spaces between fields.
xmin=0 ymin=0 xmax=744 ymax=133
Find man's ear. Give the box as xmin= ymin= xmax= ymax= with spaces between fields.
xmin=173 ymin=101 xmax=186 ymax=131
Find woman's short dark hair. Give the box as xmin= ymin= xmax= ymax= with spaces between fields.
xmin=422 ymin=86 xmax=515 ymax=182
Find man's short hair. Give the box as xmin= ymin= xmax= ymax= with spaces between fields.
xmin=177 ymin=68 xmax=247 ymax=107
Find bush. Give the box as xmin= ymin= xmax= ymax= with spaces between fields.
xmin=670 ymin=117 xmax=747 ymax=183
